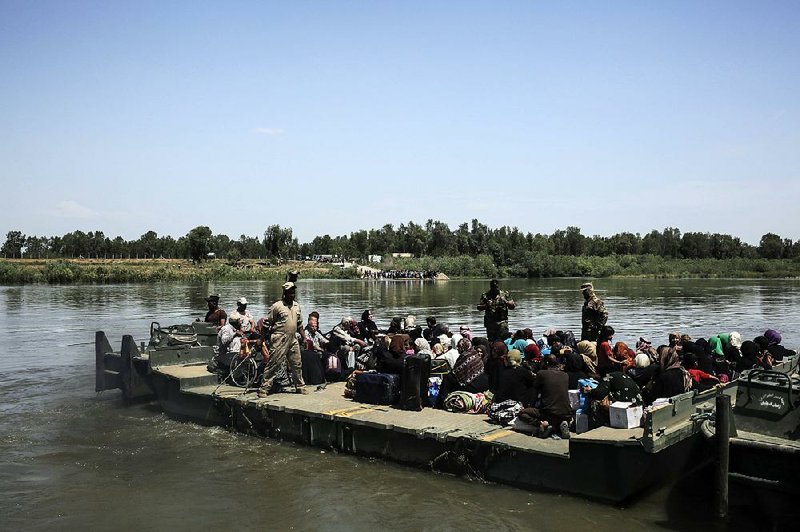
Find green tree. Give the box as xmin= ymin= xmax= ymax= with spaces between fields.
xmin=758 ymin=233 xmax=783 ymax=259
xmin=187 ymin=226 xmax=213 ymax=262
xmin=264 ymin=225 xmax=298 ymax=258
xmin=2 ymin=231 xmax=26 ymax=258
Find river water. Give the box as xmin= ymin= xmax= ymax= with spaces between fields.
xmin=2 ymin=278 xmax=798 ymax=530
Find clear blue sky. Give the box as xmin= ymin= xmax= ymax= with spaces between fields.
xmin=1 ymin=1 xmax=798 ymax=244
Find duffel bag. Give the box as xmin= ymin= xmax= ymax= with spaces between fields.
xmin=354 ymin=372 xmax=400 ymax=405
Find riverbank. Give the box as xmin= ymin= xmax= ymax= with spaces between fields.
xmin=0 ymin=258 xmax=360 ymax=284
xmin=2 ymin=254 xmax=799 ymax=284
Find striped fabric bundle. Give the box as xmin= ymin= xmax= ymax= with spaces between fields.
xmin=443 ymin=391 xmax=491 ymax=414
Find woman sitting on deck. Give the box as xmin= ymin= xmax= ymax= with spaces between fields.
xmin=493 ymin=349 xmax=537 ymax=405
xmin=643 ymin=346 xmax=692 ymax=405
xmin=584 ymin=370 xmax=643 ymax=428
xmin=435 ymin=338 xmax=490 ymax=409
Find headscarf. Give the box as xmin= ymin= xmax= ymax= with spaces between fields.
xmin=437 ymin=334 xmax=450 ymax=348
xmin=542 ymin=327 xmax=558 ymax=337
xmin=510 ymin=338 xmax=528 ymax=354
xmin=507 ymin=349 xmax=521 ymax=367
xmin=491 ymin=341 xmax=508 ymax=358
xmin=658 ymin=346 xmax=682 ymax=371
xmin=741 ymin=340 xmax=760 ymax=359
xmin=764 ymin=329 xmax=782 ymax=345
xmin=414 ymin=337 xmax=431 ymax=354
xmin=389 ymin=335 xmax=407 ymax=355
xmin=450 ymin=333 xmax=463 ymax=350
xmin=524 ymin=343 xmax=541 ymax=361
xmin=658 ymin=346 xmax=692 ymax=391
xmin=634 ymin=353 xmax=651 ymax=368
xmin=576 ymin=340 xmax=598 ymax=374
xmin=636 ymin=337 xmax=652 ymax=353
xmin=576 ymin=341 xmax=597 ymax=360
xmin=459 ymin=325 xmax=472 ymax=340
xmin=457 ymin=337 xmax=473 ymax=354
xmin=613 ymin=342 xmax=634 ymax=363
xmin=754 ymin=336 xmax=769 ymax=350
xmin=564 ymin=351 xmax=587 ymax=373
xmin=728 ymin=332 xmax=742 ymax=348
xmin=708 ymin=336 xmax=724 ymax=357
xmin=432 ymin=343 xmax=445 ymax=356
xmin=452 ymin=348 xmax=485 ymax=386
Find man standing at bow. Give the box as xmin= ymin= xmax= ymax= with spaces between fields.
xmin=580 ymin=282 xmax=608 ymax=342
xmin=477 ymin=279 xmax=516 ymax=342
xmin=258 ymin=282 xmax=307 ymax=397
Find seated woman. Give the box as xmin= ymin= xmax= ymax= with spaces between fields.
xmin=438 ymin=334 xmax=462 ymax=369
xmin=563 ymin=350 xmax=590 ymax=389
xmin=357 ymin=309 xmax=379 ymax=340
xmin=763 ymin=329 xmax=796 ymax=362
xmin=414 ymin=337 xmax=432 ymax=356
xmin=435 ymin=338 xmax=490 ymax=409
xmin=403 ymin=315 xmax=423 ymax=341
xmin=505 ymin=329 xmax=528 ymax=353
xmin=375 ymin=334 xmax=407 ymax=374
xmin=485 ymin=341 xmax=509 ymax=393
xmin=643 ymin=346 xmax=692 ymax=404
xmin=387 ymin=317 xmax=403 ymax=334
xmin=493 ymin=349 xmax=537 ymax=405
xmin=683 ymin=352 xmax=720 ymax=392
xmin=742 ymin=339 xmax=773 ymax=370
xmin=626 ymin=353 xmax=657 ymax=389
xmin=596 ymin=326 xmax=623 ymax=376
xmin=576 ymin=340 xmax=599 ymax=377
xmin=583 ymin=370 xmax=643 ymax=427
xmin=612 ymin=341 xmax=635 ymax=371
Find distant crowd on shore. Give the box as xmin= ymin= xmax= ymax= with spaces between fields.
xmin=361 ymin=269 xmax=439 ymax=279
xmin=199 ymin=276 xmax=796 ymax=440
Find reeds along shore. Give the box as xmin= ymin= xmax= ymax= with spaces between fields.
xmin=1 ymin=254 xmax=800 ymax=284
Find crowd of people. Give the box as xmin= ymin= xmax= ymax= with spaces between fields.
xmin=201 ymin=278 xmax=797 ymax=440
xmin=361 ymin=269 xmax=439 ymax=279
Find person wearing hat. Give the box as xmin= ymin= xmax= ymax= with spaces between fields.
xmin=235 ymin=297 xmax=256 ymax=335
xmin=477 ymin=279 xmax=516 ymax=342
xmin=204 ymin=294 xmax=227 ymax=327
xmin=286 ymin=270 xmax=299 ymax=283
xmin=258 ymin=282 xmax=307 ymax=397
xmin=580 ymin=282 xmax=607 ymax=342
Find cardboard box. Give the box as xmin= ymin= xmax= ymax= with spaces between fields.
xmin=609 ymin=401 xmax=643 ymax=429
xmin=568 ymin=389 xmax=580 ymax=411
xmin=575 ymin=413 xmax=590 ymax=434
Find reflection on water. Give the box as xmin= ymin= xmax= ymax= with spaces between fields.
xmin=1 ymin=278 xmax=797 ymax=530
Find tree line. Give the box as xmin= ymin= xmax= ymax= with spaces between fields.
xmin=2 ymin=220 xmax=799 ymax=264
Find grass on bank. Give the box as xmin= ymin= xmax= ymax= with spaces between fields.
xmin=0 ymin=258 xmax=359 ymax=284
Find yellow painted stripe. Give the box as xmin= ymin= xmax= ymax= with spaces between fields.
xmin=338 ymin=406 xmax=379 ymax=418
xmin=321 ymin=407 xmax=358 ymax=416
xmin=481 ymin=429 xmax=515 ymax=442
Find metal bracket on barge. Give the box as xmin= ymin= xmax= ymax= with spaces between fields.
xmin=94 ymin=328 xmax=738 ymax=504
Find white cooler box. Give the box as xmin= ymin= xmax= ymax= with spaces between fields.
xmin=609 ymin=401 xmax=643 ymax=429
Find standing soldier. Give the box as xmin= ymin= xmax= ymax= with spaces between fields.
xmin=477 ymin=279 xmax=516 ymax=342
xmin=258 ymin=282 xmax=307 ymax=397
xmin=580 ymin=282 xmax=608 ymax=341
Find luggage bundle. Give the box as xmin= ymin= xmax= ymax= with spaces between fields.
xmin=354 ymin=372 xmax=400 ymax=405
xmin=149 ymin=322 xmax=197 ymax=348
xmin=400 ymin=354 xmax=431 ymax=411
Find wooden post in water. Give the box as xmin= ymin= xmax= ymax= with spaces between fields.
xmin=715 ymin=393 xmax=731 ymax=519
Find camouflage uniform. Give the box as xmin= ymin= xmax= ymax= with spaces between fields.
xmin=581 ymin=290 xmax=608 ymax=341
xmin=480 ymin=290 xmax=512 ymax=342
